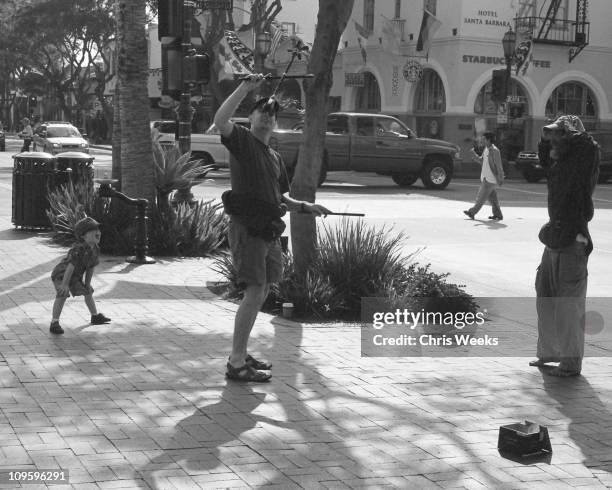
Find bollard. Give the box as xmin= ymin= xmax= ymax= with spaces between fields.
xmin=95 ymin=179 xmax=155 ymax=264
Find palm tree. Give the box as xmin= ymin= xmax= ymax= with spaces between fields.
xmin=114 ymin=0 xmax=155 ymax=203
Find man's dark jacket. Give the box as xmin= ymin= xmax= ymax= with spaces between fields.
xmin=538 ymin=131 xmax=600 ymax=254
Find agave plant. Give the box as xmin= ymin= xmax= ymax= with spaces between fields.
xmin=152 ymin=138 xmax=214 ymax=217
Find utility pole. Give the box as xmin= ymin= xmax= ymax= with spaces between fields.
xmin=176 ymin=0 xmax=196 ymax=155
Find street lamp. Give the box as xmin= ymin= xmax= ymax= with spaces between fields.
xmin=501 ymin=27 xmax=516 ymax=102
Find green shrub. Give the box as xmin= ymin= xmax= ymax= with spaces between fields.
xmin=46 ymin=179 xmax=93 ymax=244
xmin=212 ymin=219 xmax=477 ymax=321
xmin=46 ymin=180 xmax=228 ymax=257
xmin=151 ymin=199 xmax=229 ymax=256
xmin=315 ymin=219 xmax=418 ymax=314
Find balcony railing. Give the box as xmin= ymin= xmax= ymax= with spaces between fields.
xmin=515 ymin=16 xmax=589 ymax=46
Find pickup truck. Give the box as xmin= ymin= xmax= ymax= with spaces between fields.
xmin=268 ymin=112 xmax=461 ymax=189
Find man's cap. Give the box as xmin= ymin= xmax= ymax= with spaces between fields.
xmin=543 ymin=115 xmax=585 ymax=133
xmin=75 ymin=217 xmax=100 ymax=238
xmin=250 ymin=97 xmax=280 ymax=115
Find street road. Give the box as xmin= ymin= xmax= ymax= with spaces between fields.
xmin=1 ymin=137 xmax=611 ymax=299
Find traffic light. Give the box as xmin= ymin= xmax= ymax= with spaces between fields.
xmin=183 ymin=52 xmax=210 ymax=85
xmin=162 ymin=39 xmax=182 ymax=99
xmin=491 ymin=69 xmax=506 ymax=103
xmin=158 ymin=0 xmax=182 ymax=39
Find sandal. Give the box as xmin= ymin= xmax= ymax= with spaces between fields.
xmin=226 ymin=363 xmax=271 ymax=382
xmin=529 ymin=359 xmax=550 ymax=367
xmin=529 ymin=358 xmax=560 ymax=367
xmin=245 ymin=354 xmax=272 ymax=370
xmin=548 ymin=367 xmax=580 ymax=377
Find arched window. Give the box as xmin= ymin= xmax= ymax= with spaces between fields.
xmin=474 ymin=79 xmax=528 ymax=114
xmin=545 ymin=82 xmax=597 ymax=122
xmin=356 ymin=72 xmax=381 ymax=112
xmin=415 ymin=69 xmax=445 ymax=113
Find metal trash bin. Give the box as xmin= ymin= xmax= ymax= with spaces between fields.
xmin=12 ymin=152 xmax=57 ymax=229
xmin=55 ymin=151 xmax=95 ymax=194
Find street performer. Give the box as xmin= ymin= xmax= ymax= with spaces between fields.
xmin=531 ymin=115 xmax=600 ymax=376
xmin=214 ymin=73 xmax=331 ymax=382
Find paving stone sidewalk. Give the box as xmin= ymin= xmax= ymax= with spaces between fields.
xmin=1 ymin=216 xmax=612 ymax=489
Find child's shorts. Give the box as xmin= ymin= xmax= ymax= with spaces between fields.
xmin=52 ymin=276 xmax=93 ymax=298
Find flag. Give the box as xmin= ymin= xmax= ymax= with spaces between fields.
xmin=416 ymin=9 xmax=442 ymax=53
xmin=269 ymin=21 xmax=289 ymax=63
xmin=215 ymin=30 xmax=255 ymax=81
xmin=354 ymin=20 xmax=371 ymax=40
xmin=381 ymin=16 xmax=401 ymax=56
xmin=514 ymin=28 xmax=534 ymax=76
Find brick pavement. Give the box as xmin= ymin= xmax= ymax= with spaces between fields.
xmin=1 ymin=214 xmax=612 ymax=489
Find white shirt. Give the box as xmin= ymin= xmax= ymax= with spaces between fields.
xmin=480 ymin=146 xmax=498 ymax=185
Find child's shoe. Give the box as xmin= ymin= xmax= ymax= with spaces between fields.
xmin=91 ymin=313 xmax=111 ymax=325
xmin=50 ymin=321 xmax=64 ymax=334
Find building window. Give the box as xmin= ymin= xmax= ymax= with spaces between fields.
xmin=545 ymin=82 xmax=597 ymax=121
xmin=356 ymin=72 xmax=381 ymax=112
xmin=394 ymin=0 xmax=401 ymax=19
xmin=474 ymin=79 xmax=527 ymax=115
xmin=415 ymin=69 xmax=445 ymax=113
xmin=281 ymin=22 xmax=296 ymax=36
xmin=364 ymin=0 xmax=375 ymax=31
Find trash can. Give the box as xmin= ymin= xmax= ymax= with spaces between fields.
xmin=55 ymin=151 xmax=95 ymax=194
xmin=12 ymin=152 xmax=57 ymax=229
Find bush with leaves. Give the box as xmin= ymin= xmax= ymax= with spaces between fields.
xmin=150 ymin=199 xmax=228 ymax=256
xmin=46 ymin=178 xmax=94 ymax=244
xmin=47 ymin=180 xmax=228 ymax=257
xmin=212 ymin=219 xmax=477 ymax=321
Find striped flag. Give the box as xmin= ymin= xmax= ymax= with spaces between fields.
xmin=382 ymin=16 xmax=401 ymax=56
xmin=269 ymin=22 xmax=289 ymax=63
xmin=416 ymin=9 xmax=442 ymax=53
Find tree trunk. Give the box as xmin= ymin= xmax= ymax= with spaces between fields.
xmin=290 ymin=0 xmax=354 ymax=276
xmin=115 ymin=0 xmax=155 ymax=203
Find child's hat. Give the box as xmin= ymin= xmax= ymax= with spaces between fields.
xmin=75 ymin=217 xmax=100 ymax=238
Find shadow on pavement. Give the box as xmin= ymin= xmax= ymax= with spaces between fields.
xmin=543 ymin=374 xmax=612 ymax=477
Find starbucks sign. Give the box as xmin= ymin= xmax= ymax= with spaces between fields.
xmin=403 ymin=59 xmax=423 ymax=82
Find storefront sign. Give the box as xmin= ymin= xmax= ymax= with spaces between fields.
xmin=345 ymin=72 xmax=365 ymax=87
xmin=403 ymin=59 xmax=423 ymax=82
xmin=391 ymin=65 xmax=400 ymax=97
xmin=462 ymin=54 xmax=551 ymax=68
xmin=464 ymin=10 xmax=512 ymax=28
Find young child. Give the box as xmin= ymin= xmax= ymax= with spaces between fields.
xmin=49 ymin=217 xmax=111 ymax=334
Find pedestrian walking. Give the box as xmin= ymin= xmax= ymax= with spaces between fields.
xmin=20 ymin=117 xmax=33 ymax=152
xmin=213 ymin=73 xmax=331 ymax=382
xmin=464 ymin=131 xmax=505 ymax=220
xmin=530 ymin=115 xmax=600 ymax=376
xmin=49 ymin=217 xmax=111 ymax=334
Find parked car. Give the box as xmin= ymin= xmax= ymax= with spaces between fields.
xmin=190 ymin=117 xmax=250 ymax=168
xmin=269 ymin=112 xmax=461 ymax=189
xmin=516 ymin=130 xmax=612 ymax=183
xmin=151 ymin=120 xmax=176 ymax=148
xmin=32 ymin=122 xmax=89 ymax=154
xmin=0 ymin=126 xmax=5 ymax=151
